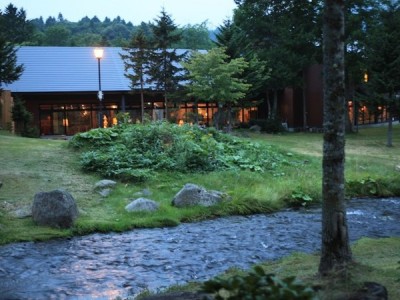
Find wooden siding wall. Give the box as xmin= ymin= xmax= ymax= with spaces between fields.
xmin=305 ymin=64 xmax=323 ymax=128
xmin=0 ymin=90 xmax=14 ymax=131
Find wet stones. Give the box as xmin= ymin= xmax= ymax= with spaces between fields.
xmin=32 ymin=189 xmax=78 ymax=228
xmin=172 ymin=183 xmax=231 ymax=208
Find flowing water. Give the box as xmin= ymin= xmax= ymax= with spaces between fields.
xmin=0 ymin=198 xmax=399 ymax=299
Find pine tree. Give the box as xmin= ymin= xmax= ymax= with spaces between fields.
xmin=0 ymin=38 xmax=24 ymax=90
xmin=0 ymin=3 xmax=34 ymax=44
xmin=364 ymin=0 xmax=400 ymax=147
xmin=148 ymin=9 xmax=186 ymax=119
xmin=121 ymin=29 xmax=151 ymax=122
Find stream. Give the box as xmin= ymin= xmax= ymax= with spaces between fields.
xmin=0 ymin=198 xmax=399 ymax=299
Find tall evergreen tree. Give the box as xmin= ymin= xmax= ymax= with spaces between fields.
xmin=0 ymin=3 xmax=34 ymax=44
xmin=148 ymin=9 xmax=186 ymax=119
xmin=121 ymin=29 xmax=151 ymax=122
xmin=233 ymin=0 xmax=321 ymax=123
xmin=215 ymin=18 xmax=271 ymax=110
xmin=214 ymin=19 xmax=244 ymax=59
xmin=364 ymin=0 xmax=400 ymax=147
xmin=319 ymin=0 xmax=352 ymax=275
xmin=0 ymin=3 xmax=28 ymax=91
xmin=0 ymin=38 xmax=24 ymax=90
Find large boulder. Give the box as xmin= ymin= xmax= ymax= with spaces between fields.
xmin=125 ymin=198 xmax=159 ymax=212
xmin=32 ymin=189 xmax=78 ymax=228
xmin=172 ymin=183 xmax=231 ymax=208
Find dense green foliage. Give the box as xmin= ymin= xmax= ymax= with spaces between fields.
xmin=0 ymin=4 xmax=34 ymax=44
xmin=362 ymin=1 xmax=400 ymax=145
xmin=2 ymin=3 xmax=215 ymax=49
xmin=11 ymin=97 xmax=38 ymax=137
xmin=120 ymin=30 xmax=151 ymax=122
xmin=203 ymin=265 xmax=316 ymax=300
xmin=0 ymin=4 xmax=26 ymax=89
xmin=148 ymin=9 xmax=187 ymax=118
xmin=69 ymin=122 xmax=293 ymax=181
xmin=183 ymin=47 xmax=251 ymax=130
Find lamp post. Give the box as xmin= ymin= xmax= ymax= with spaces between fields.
xmin=94 ymin=48 xmax=104 ymax=128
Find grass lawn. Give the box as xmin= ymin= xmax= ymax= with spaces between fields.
xmin=0 ymin=125 xmax=399 ymax=298
xmin=1 ymin=125 xmax=400 ymax=243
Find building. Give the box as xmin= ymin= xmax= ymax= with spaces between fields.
xmin=5 ymin=46 xmax=262 ymax=135
xmin=4 ymin=46 xmax=390 ymax=136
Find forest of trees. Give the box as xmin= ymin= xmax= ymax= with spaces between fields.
xmin=13 ymin=9 xmax=215 ymax=49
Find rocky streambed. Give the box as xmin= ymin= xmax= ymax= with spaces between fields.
xmin=0 ymin=198 xmax=399 ymax=299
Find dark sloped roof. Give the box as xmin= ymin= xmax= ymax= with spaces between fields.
xmin=6 ymin=46 xmax=193 ymax=93
xmin=6 ymin=46 xmax=132 ymax=93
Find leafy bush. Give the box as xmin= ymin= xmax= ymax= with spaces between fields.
xmin=203 ymin=265 xmax=316 ymax=300
xmin=70 ymin=122 xmax=294 ymax=181
xmin=346 ymin=177 xmax=383 ymax=197
xmin=11 ymin=97 xmax=39 ymax=137
xmin=286 ymin=190 xmax=313 ymax=208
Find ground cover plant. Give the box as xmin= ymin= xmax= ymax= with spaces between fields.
xmin=68 ymin=121 xmax=295 ymax=180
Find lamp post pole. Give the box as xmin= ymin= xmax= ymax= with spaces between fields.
xmin=94 ymin=48 xmax=104 ymax=128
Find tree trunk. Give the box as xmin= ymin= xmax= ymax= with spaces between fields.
xmin=164 ymin=91 xmax=168 ymax=121
xmin=227 ymin=102 xmax=232 ymax=133
xmin=215 ymin=102 xmax=221 ymax=130
xmin=302 ymin=70 xmax=308 ymax=130
xmin=140 ymin=79 xmax=145 ymax=123
xmin=272 ymin=89 xmax=278 ymax=119
xmin=319 ymin=0 xmax=352 ymax=276
xmin=193 ymin=101 xmax=199 ymax=125
xmin=266 ymin=92 xmax=271 ymax=119
xmin=387 ymin=103 xmax=393 ymax=147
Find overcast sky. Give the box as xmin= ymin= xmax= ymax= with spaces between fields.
xmin=3 ymin=0 xmax=237 ymax=28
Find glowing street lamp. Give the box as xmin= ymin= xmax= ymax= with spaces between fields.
xmin=94 ymin=48 xmax=104 ymax=127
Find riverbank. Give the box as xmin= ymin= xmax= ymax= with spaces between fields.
xmin=0 ymin=198 xmax=399 ymax=299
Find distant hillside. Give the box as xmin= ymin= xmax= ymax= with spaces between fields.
xmin=28 ymin=13 xmax=217 ymax=49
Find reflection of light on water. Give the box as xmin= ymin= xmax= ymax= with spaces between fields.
xmin=347 ymin=210 xmax=365 ymax=216
xmin=382 ymin=199 xmax=400 ymax=205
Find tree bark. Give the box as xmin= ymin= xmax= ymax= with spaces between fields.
xmin=319 ymin=0 xmax=352 ymax=275
xmin=266 ymin=92 xmax=271 ymax=119
xmin=272 ymin=89 xmax=278 ymax=119
xmin=302 ymin=70 xmax=308 ymax=130
xmin=387 ymin=103 xmax=393 ymax=147
xmin=140 ymin=78 xmax=145 ymax=123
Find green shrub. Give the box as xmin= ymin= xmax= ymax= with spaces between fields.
xmin=203 ymin=265 xmax=316 ymax=300
xmin=285 ymin=190 xmax=313 ymax=208
xmin=70 ymin=122 xmax=295 ymax=181
xmin=346 ymin=177 xmax=394 ymax=197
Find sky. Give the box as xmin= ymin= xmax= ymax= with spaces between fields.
xmin=3 ymin=0 xmax=237 ymax=29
